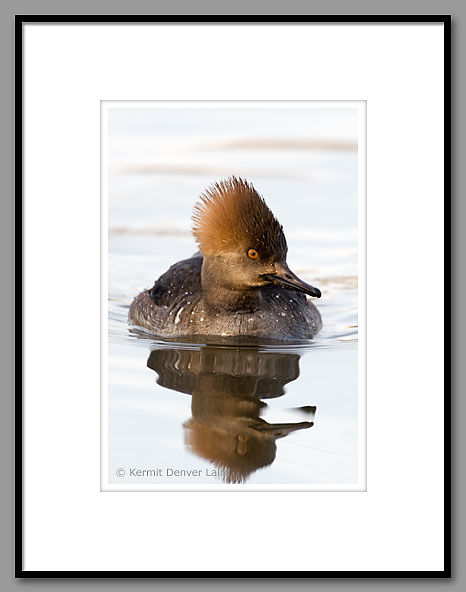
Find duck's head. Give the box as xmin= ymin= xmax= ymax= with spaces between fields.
xmin=192 ymin=177 xmax=321 ymax=298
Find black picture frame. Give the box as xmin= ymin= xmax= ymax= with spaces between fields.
xmin=15 ymin=14 xmax=451 ymax=579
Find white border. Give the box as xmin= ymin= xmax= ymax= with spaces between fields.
xmin=100 ymin=99 xmax=367 ymax=492
xmin=23 ymin=23 xmax=444 ymax=572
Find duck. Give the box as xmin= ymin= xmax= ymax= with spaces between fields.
xmin=128 ymin=177 xmax=322 ymax=340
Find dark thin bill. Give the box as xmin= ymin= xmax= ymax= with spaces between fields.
xmin=261 ymin=272 xmax=321 ymax=298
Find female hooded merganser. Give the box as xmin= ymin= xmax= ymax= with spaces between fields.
xmin=129 ymin=177 xmax=322 ymax=340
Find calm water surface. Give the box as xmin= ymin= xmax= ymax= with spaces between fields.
xmin=107 ymin=107 xmax=359 ymax=487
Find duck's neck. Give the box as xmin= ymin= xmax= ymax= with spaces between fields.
xmin=200 ymin=257 xmax=263 ymax=312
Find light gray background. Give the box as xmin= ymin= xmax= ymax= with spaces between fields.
xmin=2 ymin=1 xmax=460 ymax=590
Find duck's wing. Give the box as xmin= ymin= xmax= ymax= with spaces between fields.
xmin=149 ymin=253 xmax=203 ymax=306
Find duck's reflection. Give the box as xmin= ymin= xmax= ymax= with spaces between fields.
xmin=147 ymin=344 xmax=316 ymax=484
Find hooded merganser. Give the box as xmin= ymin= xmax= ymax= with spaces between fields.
xmin=128 ymin=177 xmax=322 ymax=340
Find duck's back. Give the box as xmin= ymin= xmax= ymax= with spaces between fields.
xmin=128 ymin=254 xmax=203 ymax=334
xmin=149 ymin=253 xmax=202 ymax=306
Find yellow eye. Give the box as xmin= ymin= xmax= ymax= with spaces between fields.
xmin=247 ymin=248 xmax=259 ymax=260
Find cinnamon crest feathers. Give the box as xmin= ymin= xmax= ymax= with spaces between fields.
xmin=192 ymin=177 xmax=287 ymax=259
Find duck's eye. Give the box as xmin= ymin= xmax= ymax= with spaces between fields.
xmin=247 ymin=248 xmax=259 ymax=260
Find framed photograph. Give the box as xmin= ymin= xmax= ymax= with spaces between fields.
xmin=18 ymin=16 xmax=450 ymax=576
xmin=102 ymin=100 xmax=365 ymax=492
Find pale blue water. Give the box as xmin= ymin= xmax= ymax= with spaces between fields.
xmin=106 ymin=106 xmax=360 ymax=487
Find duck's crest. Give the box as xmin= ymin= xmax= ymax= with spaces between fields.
xmin=192 ymin=177 xmax=287 ymax=258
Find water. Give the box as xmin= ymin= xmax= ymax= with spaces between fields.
xmin=105 ymin=105 xmax=360 ymax=488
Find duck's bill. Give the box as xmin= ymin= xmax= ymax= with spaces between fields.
xmin=261 ymin=264 xmax=322 ymax=298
